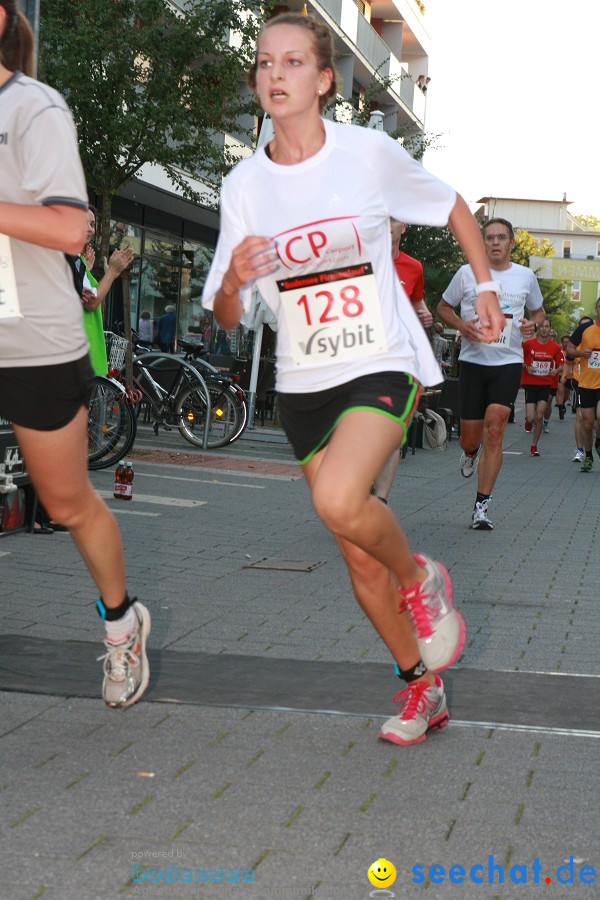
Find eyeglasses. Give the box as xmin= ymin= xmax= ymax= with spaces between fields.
xmin=484 ymin=233 xmax=510 ymax=243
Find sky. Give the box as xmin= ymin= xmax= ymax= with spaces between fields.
xmin=421 ymin=0 xmax=600 ymax=217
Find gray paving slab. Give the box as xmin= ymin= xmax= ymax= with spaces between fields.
xmin=1 ymin=396 xmax=599 ymax=898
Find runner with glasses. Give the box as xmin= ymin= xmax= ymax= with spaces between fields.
xmin=438 ymin=217 xmax=547 ymax=530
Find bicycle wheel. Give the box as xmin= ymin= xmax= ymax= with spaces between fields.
xmin=176 ymin=384 xmax=240 ymax=449
xmin=88 ymin=377 xmax=138 ymax=470
xmin=226 ymin=387 xmax=248 ymax=445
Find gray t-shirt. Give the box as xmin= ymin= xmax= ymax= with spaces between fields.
xmin=0 ymin=72 xmax=89 ymax=366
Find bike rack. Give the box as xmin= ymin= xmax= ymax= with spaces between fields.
xmin=134 ymin=353 xmax=212 ymax=450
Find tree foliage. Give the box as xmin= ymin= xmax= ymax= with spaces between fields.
xmin=400 ymin=225 xmax=465 ymax=310
xmin=572 ymin=214 xmax=600 ymax=231
xmin=513 ymin=228 xmax=574 ymax=335
xmin=39 ymin=0 xmax=269 ymax=256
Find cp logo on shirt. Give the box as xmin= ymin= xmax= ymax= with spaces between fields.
xmin=275 ymin=216 xmax=361 ymax=271
xmin=280 ymin=231 xmax=327 ymax=266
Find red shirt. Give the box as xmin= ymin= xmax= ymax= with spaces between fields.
xmin=393 ymin=251 xmax=424 ymax=304
xmin=521 ymin=338 xmax=563 ymax=386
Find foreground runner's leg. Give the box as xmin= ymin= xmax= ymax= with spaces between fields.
xmin=302 ymin=409 xmax=464 ymax=744
xmin=13 ymin=408 xmax=150 ymax=708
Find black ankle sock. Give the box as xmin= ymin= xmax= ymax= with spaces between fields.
xmin=395 ymin=660 xmax=428 ymax=682
xmin=586 ymin=450 xmax=593 ymax=460
xmin=96 ymin=593 xmax=132 ymax=621
xmin=476 ymin=492 xmax=491 ymax=507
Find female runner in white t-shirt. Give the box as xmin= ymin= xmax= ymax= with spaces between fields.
xmin=203 ymin=12 xmax=504 ymax=746
xmin=0 ymin=1 xmax=150 ymax=709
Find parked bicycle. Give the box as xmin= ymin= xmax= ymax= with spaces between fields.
xmin=87 ymin=335 xmax=138 ymax=470
xmin=177 ymin=338 xmax=249 ymax=448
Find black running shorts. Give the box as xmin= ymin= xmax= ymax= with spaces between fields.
xmin=0 ymin=355 xmax=95 ymax=431
xmin=278 ymin=371 xmax=422 ymax=464
xmin=458 ymin=361 xmax=522 ymax=421
xmin=524 ymin=384 xmax=551 ymax=405
xmin=576 ymin=386 xmax=600 ymax=410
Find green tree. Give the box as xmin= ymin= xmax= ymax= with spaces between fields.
xmin=400 ymin=225 xmax=465 ymax=311
xmin=39 ymin=0 xmax=269 ymax=259
xmin=512 ymin=229 xmax=573 ymax=335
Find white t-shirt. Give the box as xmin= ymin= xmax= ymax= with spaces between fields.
xmin=203 ymin=120 xmax=456 ymax=393
xmin=442 ymin=262 xmax=544 ymax=366
xmin=0 ymin=73 xmax=89 ymax=367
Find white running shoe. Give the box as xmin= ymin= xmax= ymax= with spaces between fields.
xmin=573 ymin=449 xmax=584 ymax=463
xmin=398 ymin=554 xmax=466 ymax=672
xmin=99 ymin=601 xmax=151 ymax=708
xmin=459 ymin=445 xmax=481 ymax=478
xmin=472 ymin=499 xmax=493 ymax=530
xmin=379 ymin=675 xmax=448 ymax=746
xmin=543 ymin=422 xmax=550 ymax=433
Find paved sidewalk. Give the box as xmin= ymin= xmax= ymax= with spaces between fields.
xmin=1 ymin=397 xmax=599 ymax=899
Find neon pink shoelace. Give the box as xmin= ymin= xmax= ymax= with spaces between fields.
xmin=391 ymin=680 xmax=432 ymax=720
xmin=398 ymin=582 xmax=434 ymax=638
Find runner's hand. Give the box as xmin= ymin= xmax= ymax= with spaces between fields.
xmin=222 ymin=236 xmax=278 ymax=295
xmin=518 ymin=318 xmax=536 ymax=339
xmin=474 ymin=291 xmax=504 ymax=342
xmin=413 ymin=300 xmax=433 ymax=328
xmin=461 ymin=318 xmax=483 ymax=344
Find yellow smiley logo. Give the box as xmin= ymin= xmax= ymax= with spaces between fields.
xmin=368 ymin=858 xmax=397 ymax=888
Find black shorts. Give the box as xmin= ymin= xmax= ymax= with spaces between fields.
xmin=577 ymin=386 xmax=600 ymax=410
xmin=563 ymin=378 xmax=574 ymax=392
xmin=549 ymin=387 xmax=558 ymax=397
xmin=277 ymin=371 xmax=422 ymax=464
xmin=0 ymin=356 xmax=95 ymax=431
xmin=458 ymin=361 xmax=522 ymax=421
xmin=524 ymin=384 xmax=552 ymax=405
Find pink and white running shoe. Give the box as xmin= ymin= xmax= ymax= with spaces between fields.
xmin=379 ymin=675 xmax=448 ymax=746
xmin=398 ymin=553 xmax=466 ymax=672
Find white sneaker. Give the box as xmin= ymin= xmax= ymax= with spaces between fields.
xmin=460 ymin=445 xmax=481 ymax=478
xmin=398 ymin=554 xmax=466 ymax=672
xmin=471 ymin=499 xmax=493 ymax=530
xmin=379 ymin=675 xmax=448 ymax=746
xmin=543 ymin=422 xmax=550 ymax=433
xmin=573 ymin=449 xmax=584 ymax=463
xmin=99 ymin=601 xmax=151 ymax=708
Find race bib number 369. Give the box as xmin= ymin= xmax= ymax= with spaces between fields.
xmin=277 ymin=263 xmax=388 ymax=366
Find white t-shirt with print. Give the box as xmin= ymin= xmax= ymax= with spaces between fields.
xmin=442 ymin=262 xmax=543 ymax=366
xmin=203 ymin=120 xmax=456 ymax=393
xmin=0 ymin=73 xmax=89 ymax=367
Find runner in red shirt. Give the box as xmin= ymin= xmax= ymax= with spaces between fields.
xmin=391 ymin=219 xmax=431 ymax=328
xmin=521 ymin=318 xmax=563 ymax=456
xmin=372 ymin=220 xmax=430 ymax=502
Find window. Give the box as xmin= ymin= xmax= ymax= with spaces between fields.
xmin=563 ymin=240 xmax=572 ymax=258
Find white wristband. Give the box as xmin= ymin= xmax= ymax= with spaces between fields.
xmin=475 ymin=280 xmax=502 ymax=296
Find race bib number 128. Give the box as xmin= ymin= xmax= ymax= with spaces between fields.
xmin=277 ymin=263 xmax=388 ymax=366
